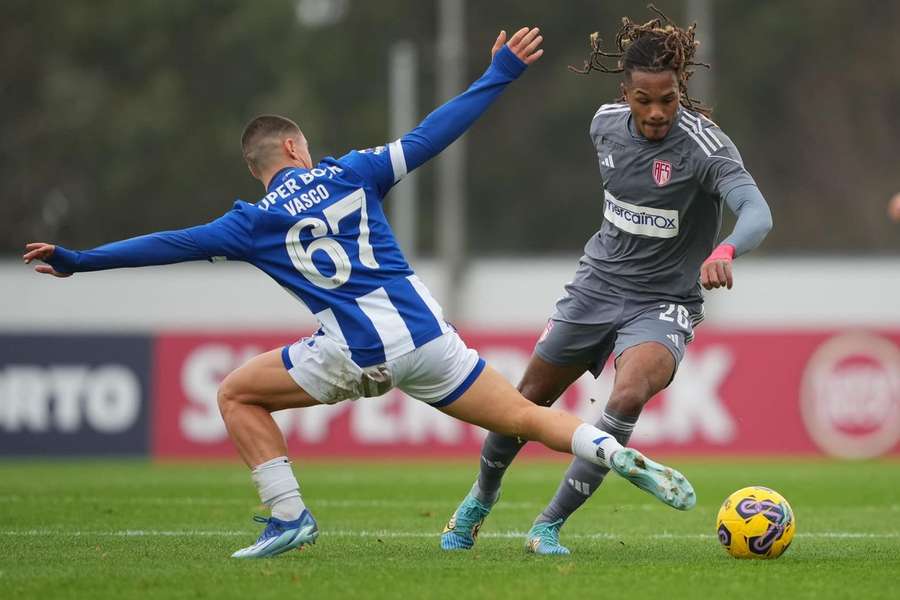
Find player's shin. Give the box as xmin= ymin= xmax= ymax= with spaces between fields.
xmin=536 ymin=409 xmax=638 ymax=524
xmin=472 ymin=432 xmax=526 ymax=505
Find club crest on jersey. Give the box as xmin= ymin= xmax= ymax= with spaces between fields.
xmin=652 ymin=160 xmax=672 ymax=187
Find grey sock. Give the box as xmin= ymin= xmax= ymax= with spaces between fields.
xmin=471 ymin=432 xmax=527 ymax=505
xmin=535 ymin=408 xmax=638 ymax=525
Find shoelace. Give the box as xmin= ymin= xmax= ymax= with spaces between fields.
xmin=536 ymin=520 xmax=564 ymax=544
xmin=459 ymin=503 xmax=487 ymax=523
xmin=252 ymin=515 xmax=282 ymax=541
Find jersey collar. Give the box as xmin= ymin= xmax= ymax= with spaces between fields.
xmin=266 ymin=166 xmax=299 ymax=192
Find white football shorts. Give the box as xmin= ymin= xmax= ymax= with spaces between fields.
xmin=280 ymin=331 xmax=484 ymax=407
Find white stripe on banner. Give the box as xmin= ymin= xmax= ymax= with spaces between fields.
xmin=388 ymin=140 xmax=407 ymax=183
xmin=355 ymin=287 xmax=415 ymax=359
xmin=406 ymin=275 xmax=450 ymax=333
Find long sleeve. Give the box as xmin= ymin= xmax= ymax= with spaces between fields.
xmin=398 ymin=45 xmax=526 ymax=172
xmin=339 ymin=45 xmax=527 ymax=196
xmin=47 ymin=203 xmax=255 ymax=274
xmin=720 ymin=184 xmax=773 ymax=257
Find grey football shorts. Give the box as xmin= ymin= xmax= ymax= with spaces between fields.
xmin=535 ymin=290 xmax=704 ymax=378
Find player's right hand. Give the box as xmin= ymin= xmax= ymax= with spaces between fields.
xmin=23 ymin=242 xmax=71 ymax=277
xmin=700 ymin=243 xmax=734 ymax=291
xmin=491 ymin=27 xmax=544 ymax=65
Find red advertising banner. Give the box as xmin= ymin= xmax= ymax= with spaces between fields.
xmin=152 ymin=329 xmax=900 ymax=459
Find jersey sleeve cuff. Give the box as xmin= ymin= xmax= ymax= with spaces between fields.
xmin=47 ymin=246 xmax=79 ymax=273
xmin=706 ymin=243 xmax=736 ymax=262
xmin=490 ymin=45 xmax=527 ymax=79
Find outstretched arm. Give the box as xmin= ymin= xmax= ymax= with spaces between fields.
xmin=342 ymin=27 xmax=543 ymax=194
xmin=23 ymin=204 xmax=254 ymax=277
xmin=399 ymin=27 xmax=543 ymax=172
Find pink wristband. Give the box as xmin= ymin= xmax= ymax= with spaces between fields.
xmin=705 ymin=243 xmax=735 ymax=263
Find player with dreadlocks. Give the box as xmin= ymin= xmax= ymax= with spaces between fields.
xmin=441 ymin=7 xmax=773 ymax=555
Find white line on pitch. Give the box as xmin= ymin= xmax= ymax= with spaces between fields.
xmin=0 ymin=530 xmax=897 ymax=540
xmin=1 ymin=496 xmax=897 ymax=512
xmin=0 ymin=496 xmax=646 ymax=510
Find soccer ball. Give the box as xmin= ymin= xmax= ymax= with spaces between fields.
xmin=716 ymin=486 xmax=795 ymax=559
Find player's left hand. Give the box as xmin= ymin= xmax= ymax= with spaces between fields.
xmin=700 ymin=243 xmax=734 ymax=290
xmin=491 ymin=27 xmax=544 ymax=65
xmin=23 ymin=242 xmax=72 ymax=277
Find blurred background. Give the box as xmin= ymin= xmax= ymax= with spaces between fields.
xmin=1 ymin=0 xmax=898 ymax=461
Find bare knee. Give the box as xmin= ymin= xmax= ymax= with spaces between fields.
xmin=606 ymin=382 xmax=653 ymax=417
xmin=516 ymin=380 xmax=558 ymax=407
xmin=217 ymin=372 xmax=257 ymax=418
xmin=517 ymin=362 xmax=585 ymax=407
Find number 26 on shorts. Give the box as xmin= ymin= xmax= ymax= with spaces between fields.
xmin=658 ymin=303 xmax=690 ymax=329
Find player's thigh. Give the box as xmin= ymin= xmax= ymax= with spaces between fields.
xmin=517 ymin=353 xmax=588 ymax=407
xmin=527 ymin=319 xmax=616 ymax=405
xmin=611 ymin=300 xmax=701 ymax=394
xmin=219 ymin=348 xmax=320 ymax=412
xmin=438 ymin=365 xmax=536 ymax=436
xmin=613 ymin=342 xmax=677 ymax=398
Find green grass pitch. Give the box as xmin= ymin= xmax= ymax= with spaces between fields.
xmin=1 ymin=458 xmax=898 ymax=599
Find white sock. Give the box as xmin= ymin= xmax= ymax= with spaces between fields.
xmin=251 ymin=456 xmax=306 ymax=521
xmin=570 ymin=423 xmax=624 ymax=468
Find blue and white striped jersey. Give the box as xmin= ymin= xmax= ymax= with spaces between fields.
xmin=195 ymin=151 xmax=453 ymax=367
xmin=48 ymin=46 xmax=528 ymax=367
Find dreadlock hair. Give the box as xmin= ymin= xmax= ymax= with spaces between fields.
xmin=570 ymin=4 xmax=711 ymax=116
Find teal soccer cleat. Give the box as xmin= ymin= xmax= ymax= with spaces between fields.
xmin=231 ymin=509 xmax=319 ymax=559
xmin=610 ymin=448 xmax=696 ymax=511
xmin=440 ymin=493 xmax=492 ymax=550
xmin=525 ymin=519 xmax=571 ymax=556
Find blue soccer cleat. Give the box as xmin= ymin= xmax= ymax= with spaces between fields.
xmin=440 ymin=493 xmax=492 ymax=550
xmin=231 ymin=509 xmax=319 ymax=559
xmin=525 ymin=519 xmax=571 ymax=556
xmin=610 ymin=448 xmax=696 ymax=511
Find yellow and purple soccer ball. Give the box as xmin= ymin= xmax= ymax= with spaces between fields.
xmin=716 ymin=486 xmax=795 ymax=559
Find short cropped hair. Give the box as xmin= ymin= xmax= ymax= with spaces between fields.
xmin=241 ymin=114 xmax=302 ymax=171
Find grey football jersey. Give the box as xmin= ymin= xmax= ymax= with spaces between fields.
xmin=581 ymin=103 xmax=756 ymax=304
